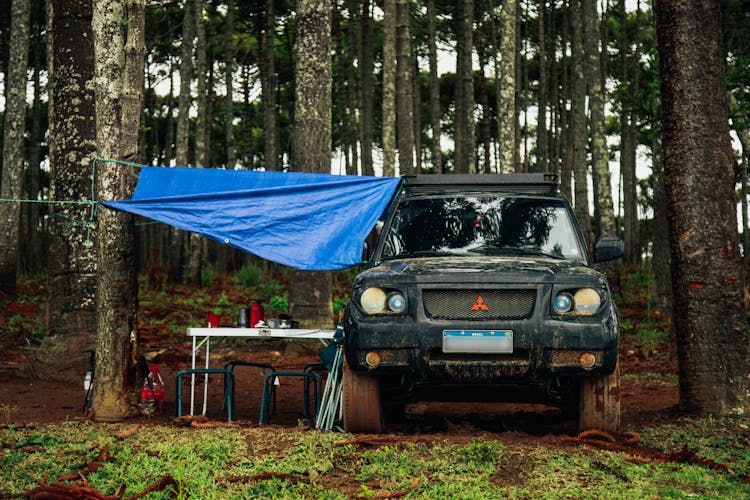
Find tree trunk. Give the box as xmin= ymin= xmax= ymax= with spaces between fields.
xmin=655 ymin=0 xmax=749 ymax=416
xmin=520 ymin=5 xmax=529 ymax=172
xmin=289 ymin=0 xmax=333 ymax=329
xmin=620 ymin=0 xmax=639 ymax=262
xmin=536 ymin=0 xmax=548 ymax=173
xmin=164 ymin=60 xmax=175 ymax=164
xmin=262 ymin=0 xmax=278 ymax=169
xmin=497 ymin=0 xmax=516 ymax=173
xmin=225 ymin=0 xmax=235 ymax=169
xmin=478 ymin=53 xmax=492 ymax=173
xmin=395 ymin=0 xmax=414 ymax=175
xmin=651 ymin=131 xmax=672 ymax=315
xmin=426 ymin=0 xmax=441 ymax=173
xmin=513 ymin=0 xmax=522 ymax=172
xmin=734 ymin=121 xmax=750 ymax=273
xmin=559 ymin=0 xmax=573 ymax=199
xmin=413 ymin=50 xmax=422 ymax=174
xmin=571 ymin=0 xmax=590 ymax=241
xmin=170 ymin=0 xmax=195 ymax=284
xmin=176 ymin=1 xmax=194 ymax=168
xmin=34 ymin=0 xmax=98 ymax=383
xmin=0 ymin=0 xmax=30 ymax=296
xmin=345 ymin=0 xmax=360 ymax=176
xmin=584 ymin=0 xmax=614 ymax=237
xmin=187 ymin=0 xmax=207 ymax=287
xmin=454 ymin=0 xmax=474 ymax=174
xmin=593 ymin=2 xmax=624 ymax=295
xmin=91 ymin=0 xmax=145 ymax=421
xmin=729 ymin=94 xmax=749 ymax=288
xmin=21 ymin=7 xmax=44 ymax=274
xmin=382 ymin=0 xmax=396 ymax=176
xmin=360 ymin=0 xmax=374 ymax=176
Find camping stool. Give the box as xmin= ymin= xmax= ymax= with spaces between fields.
xmin=175 ymin=368 xmax=234 ymax=422
xmin=303 ymin=363 xmax=329 ymax=416
xmin=258 ymin=371 xmax=322 ymax=425
xmin=221 ymin=361 xmax=277 ymax=414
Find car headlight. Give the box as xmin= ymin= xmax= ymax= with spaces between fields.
xmin=552 ymin=293 xmax=574 ymax=314
xmin=552 ymin=288 xmax=602 ymax=316
xmin=387 ymin=292 xmax=407 ymax=313
xmin=359 ymin=287 xmax=408 ymax=314
xmin=361 ymin=287 xmax=387 ymax=314
xmin=574 ymin=288 xmax=601 ymax=315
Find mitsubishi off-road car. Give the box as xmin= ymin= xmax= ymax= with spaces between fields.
xmin=342 ymin=173 xmax=623 ymax=433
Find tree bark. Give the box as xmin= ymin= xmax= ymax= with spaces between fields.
xmin=651 ymin=131 xmax=672 ymax=315
xmin=170 ymin=0 xmax=195 ymax=284
xmin=571 ymin=0 xmax=590 ymax=241
xmin=360 ymin=0 xmax=374 ymax=176
xmin=395 ymin=0 xmax=414 ymax=175
xmin=262 ymin=0 xmax=278 ymax=169
xmin=426 ymin=0 xmax=442 ymax=173
xmin=382 ymin=0 xmax=396 ymax=177
xmin=91 ymin=0 xmax=145 ymax=421
xmin=734 ymin=121 xmax=750 ymax=273
xmin=34 ymin=0 xmax=98 ymax=383
xmin=584 ymin=0 xmax=614 ymax=237
xmin=187 ymin=0 xmax=207 ymax=287
xmin=0 ymin=0 xmax=30 ymax=295
xmin=559 ymin=0 xmax=573 ymax=200
xmin=536 ymin=0 xmax=548 ymax=173
xmin=497 ymin=0 xmax=516 ymax=173
xmin=22 ymin=8 xmax=45 ymax=274
xmin=413 ymin=50 xmax=422 ymax=174
xmin=620 ymin=0 xmax=639 ymax=262
xmin=655 ymin=0 xmax=749 ymax=416
xmin=479 ymin=59 xmax=491 ymax=173
xmin=345 ymin=0 xmax=360 ymax=176
xmin=289 ymin=0 xmax=333 ymax=329
xmin=454 ymin=0 xmax=475 ymax=174
xmin=225 ymin=0 xmax=235 ymax=169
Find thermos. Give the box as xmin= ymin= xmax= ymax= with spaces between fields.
xmin=237 ymin=307 xmax=249 ymax=328
xmin=250 ymin=300 xmax=264 ymax=327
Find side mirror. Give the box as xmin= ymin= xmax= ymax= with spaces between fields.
xmin=594 ymin=237 xmax=624 ymax=263
xmin=361 ymin=241 xmax=370 ymax=263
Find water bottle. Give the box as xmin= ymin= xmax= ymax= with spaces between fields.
xmin=139 ymin=364 xmax=165 ymax=416
xmin=250 ymin=300 xmax=264 ymax=327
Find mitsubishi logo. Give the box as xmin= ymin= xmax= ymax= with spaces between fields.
xmin=471 ymin=295 xmax=489 ymax=311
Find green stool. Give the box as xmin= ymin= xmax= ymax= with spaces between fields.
xmin=221 ymin=361 xmax=276 ymax=414
xmin=175 ymin=368 xmax=234 ymax=421
xmin=258 ymin=371 xmax=322 ymax=425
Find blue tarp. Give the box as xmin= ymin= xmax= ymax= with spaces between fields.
xmin=104 ymin=167 xmax=401 ymax=270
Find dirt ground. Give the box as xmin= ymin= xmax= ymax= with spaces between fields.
xmin=0 ymin=339 xmax=678 ymax=436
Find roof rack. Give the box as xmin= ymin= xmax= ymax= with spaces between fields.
xmin=402 ymin=173 xmax=560 ymax=195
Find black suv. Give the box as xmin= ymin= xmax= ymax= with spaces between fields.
xmin=342 ymin=173 xmax=623 ymax=433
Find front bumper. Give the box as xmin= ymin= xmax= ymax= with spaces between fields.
xmin=344 ymin=303 xmax=618 ymax=385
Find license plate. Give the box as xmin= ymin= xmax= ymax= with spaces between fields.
xmin=442 ymin=330 xmax=513 ymax=354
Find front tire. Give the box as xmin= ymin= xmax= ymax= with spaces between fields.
xmin=342 ymin=363 xmax=384 ymax=433
xmin=578 ymin=361 xmax=620 ymax=433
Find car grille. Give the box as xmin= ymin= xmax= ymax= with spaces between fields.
xmin=422 ymin=289 xmax=536 ymax=320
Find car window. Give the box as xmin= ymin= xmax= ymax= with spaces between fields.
xmin=380 ymin=196 xmax=583 ymax=260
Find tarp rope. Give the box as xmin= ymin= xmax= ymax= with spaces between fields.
xmin=0 ymin=158 xmax=145 ymax=239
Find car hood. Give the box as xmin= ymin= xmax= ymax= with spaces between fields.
xmin=356 ymin=256 xmax=606 ymax=286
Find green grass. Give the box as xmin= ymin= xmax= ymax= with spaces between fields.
xmin=3 ymin=419 xmax=750 ymax=499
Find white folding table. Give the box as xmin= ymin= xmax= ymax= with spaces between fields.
xmin=186 ymin=327 xmax=336 ymax=417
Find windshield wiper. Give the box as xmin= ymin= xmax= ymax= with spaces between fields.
xmin=381 ymin=250 xmax=460 ymax=261
xmin=468 ymin=244 xmax=566 ymax=259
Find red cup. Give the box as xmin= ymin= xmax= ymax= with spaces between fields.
xmin=208 ymin=313 xmax=221 ymax=328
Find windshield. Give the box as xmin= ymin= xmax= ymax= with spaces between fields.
xmin=379 ymin=196 xmax=584 ymax=260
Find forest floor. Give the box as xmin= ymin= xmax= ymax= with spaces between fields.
xmin=0 ymin=265 xmax=679 ymax=435
xmin=7 ymin=267 xmax=750 ymax=498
